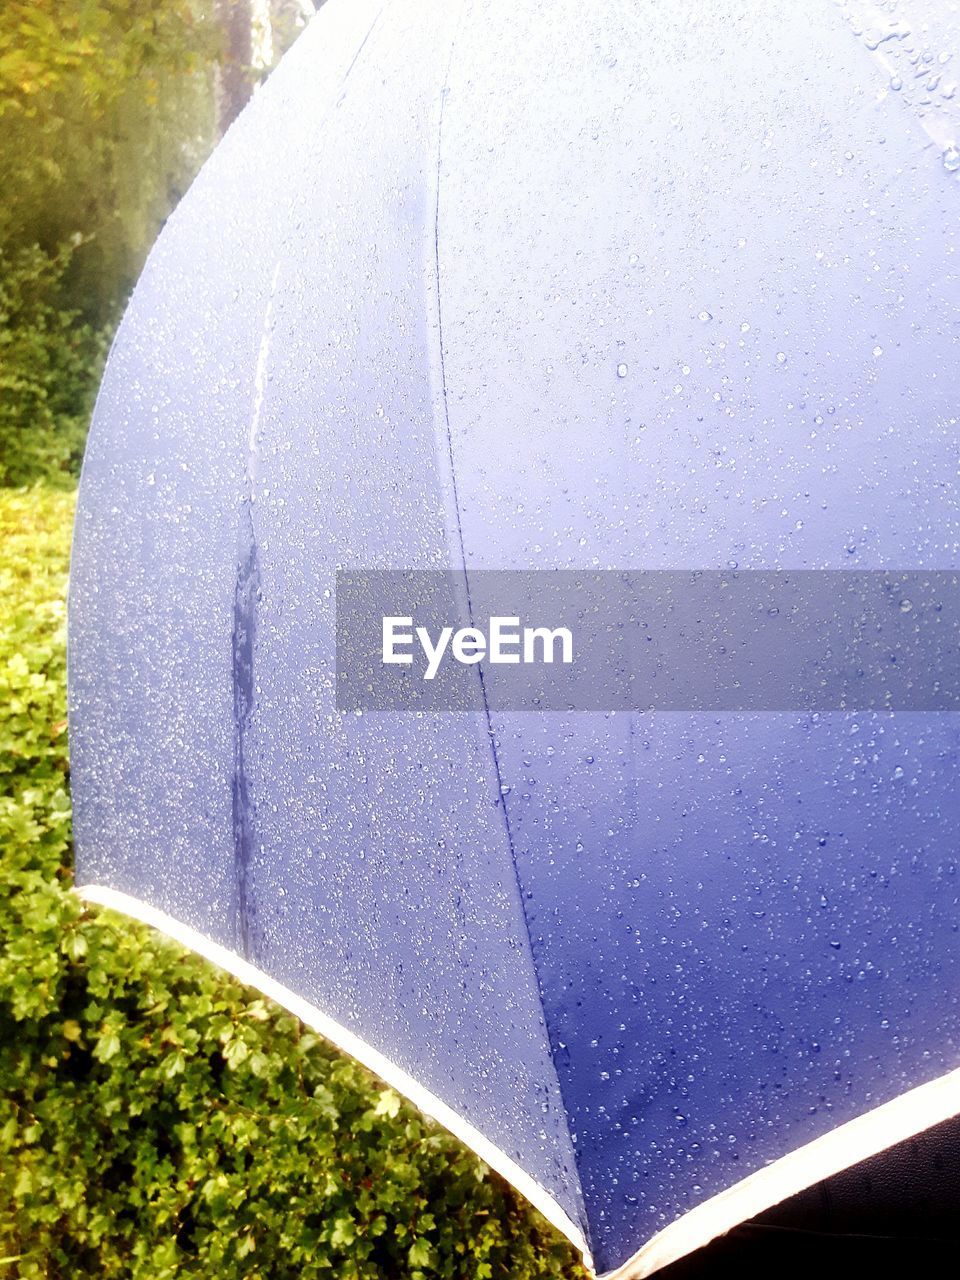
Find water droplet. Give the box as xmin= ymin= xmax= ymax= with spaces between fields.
xmin=617 ymin=363 xmax=629 ymax=378
xmin=776 ymin=352 xmax=787 ymax=365
xmin=944 ymin=145 xmax=960 ymax=173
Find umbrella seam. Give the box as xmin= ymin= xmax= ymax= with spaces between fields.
xmin=428 ymin=0 xmax=592 ymax=1251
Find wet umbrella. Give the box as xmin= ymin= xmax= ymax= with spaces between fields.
xmin=69 ymin=1 xmax=960 ymax=1275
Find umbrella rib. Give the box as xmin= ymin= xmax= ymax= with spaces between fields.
xmin=428 ymin=2 xmax=593 ymax=1254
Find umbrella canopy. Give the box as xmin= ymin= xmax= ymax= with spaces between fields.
xmin=69 ymin=0 xmax=960 ymax=1274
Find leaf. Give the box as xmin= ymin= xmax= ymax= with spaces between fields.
xmin=92 ymin=1029 xmax=120 ymax=1062
xmin=373 ymin=1089 xmax=402 ymax=1119
xmin=408 ymin=1238 xmax=435 ymax=1269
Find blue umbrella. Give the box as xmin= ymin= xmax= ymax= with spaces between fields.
xmin=69 ymin=0 xmax=960 ymax=1274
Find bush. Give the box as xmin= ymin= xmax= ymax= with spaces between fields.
xmin=0 ymin=241 xmax=111 ymax=488
xmin=0 ymin=484 xmax=582 ymax=1279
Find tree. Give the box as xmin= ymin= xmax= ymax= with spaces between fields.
xmin=0 ymin=0 xmax=320 ymax=322
xmin=0 ymin=1 xmax=220 ymax=321
xmin=215 ymin=0 xmax=253 ymax=132
xmin=216 ymin=0 xmax=320 ymax=134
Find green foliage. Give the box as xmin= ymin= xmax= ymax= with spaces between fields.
xmin=0 ymin=2 xmax=217 ymax=487
xmin=0 ymin=484 xmax=582 ymax=1279
xmin=0 ymin=0 xmax=219 ymax=322
xmin=0 ymin=3 xmax=213 ymax=117
xmin=0 ymin=240 xmax=111 ymax=488
xmin=0 ymin=3 xmax=316 ymax=485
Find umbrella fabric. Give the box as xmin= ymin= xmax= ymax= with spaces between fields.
xmin=69 ymin=0 xmax=960 ymax=1275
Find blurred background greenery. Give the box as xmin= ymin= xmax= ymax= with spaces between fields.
xmin=0 ymin=5 xmax=583 ymax=1276
xmin=0 ymin=0 xmax=314 ymax=487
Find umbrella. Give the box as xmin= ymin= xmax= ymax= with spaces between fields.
xmin=69 ymin=0 xmax=960 ymax=1274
